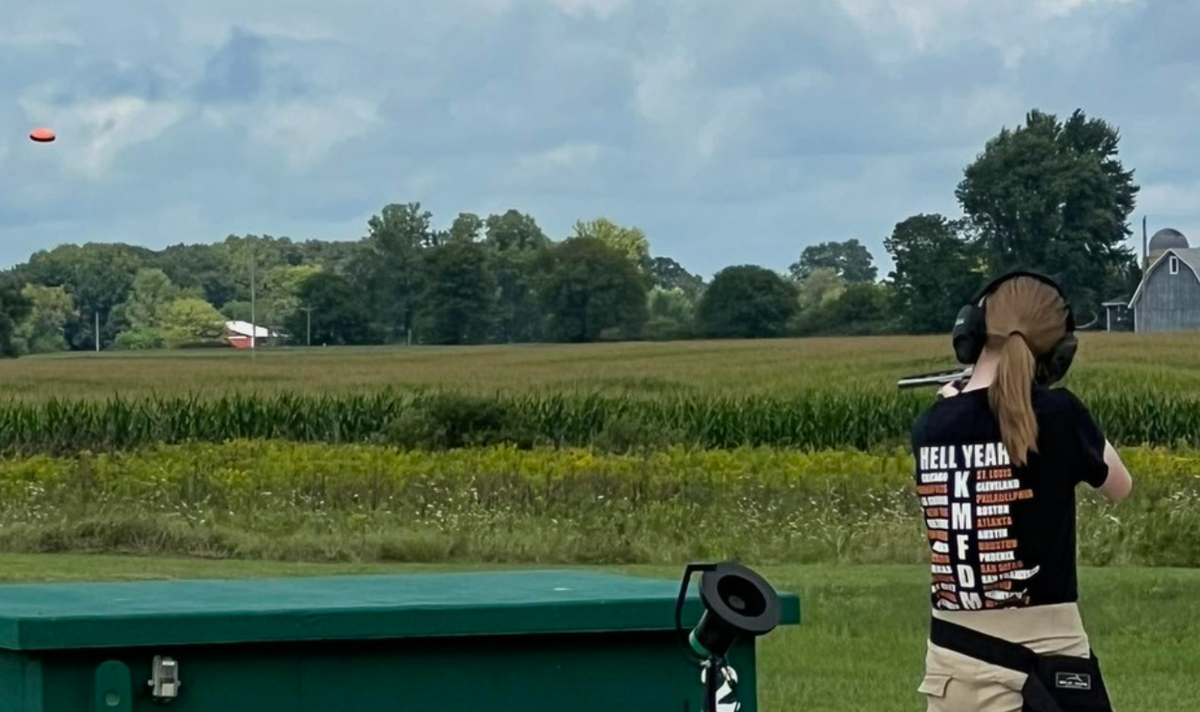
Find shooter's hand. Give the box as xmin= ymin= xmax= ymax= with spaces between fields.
xmin=937 ymin=381 xmax=963 ymax=399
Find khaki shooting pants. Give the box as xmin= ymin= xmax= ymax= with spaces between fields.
xmin=919 ymin=603 xmax=1091 ymax=712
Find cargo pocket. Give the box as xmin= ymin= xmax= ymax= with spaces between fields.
xmin=918 ymin=673 xmax=951 ymax=698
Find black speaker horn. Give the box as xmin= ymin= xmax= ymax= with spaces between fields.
xmin=674 ymin=561 xmax=782 ymax=660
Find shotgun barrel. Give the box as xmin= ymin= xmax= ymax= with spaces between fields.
xmin=896 ymin=366 xmax=973 ymax=390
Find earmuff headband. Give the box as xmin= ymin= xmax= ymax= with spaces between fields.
xmin=951 ymin=269 xmax=1078 ymax=385
xmin=970 ymin=270 xmax=1075 ymax=331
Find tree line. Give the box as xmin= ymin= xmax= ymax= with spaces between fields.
xmin=0 ymin=107 xmax=1144 ymax=355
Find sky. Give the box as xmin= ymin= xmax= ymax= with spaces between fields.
xmin=2 ymin=0 xmax=1198 ymax=281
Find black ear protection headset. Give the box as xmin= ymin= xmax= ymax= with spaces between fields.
xmin=951 ymin=270 xmax=1077 ymax=386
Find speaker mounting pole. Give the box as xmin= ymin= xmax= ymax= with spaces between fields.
xmin=674 ymin=561 xmax=782 ymax=712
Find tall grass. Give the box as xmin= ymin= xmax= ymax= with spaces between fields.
xmin=0 ymin=440 xmax=1194 ymax=566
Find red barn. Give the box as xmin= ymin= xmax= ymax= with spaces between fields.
xmin=225 ymin=320 xmax=275 ymax=349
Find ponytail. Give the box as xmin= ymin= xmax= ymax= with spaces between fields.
xmin=988 ymin=332 xmax=1038 ymax=466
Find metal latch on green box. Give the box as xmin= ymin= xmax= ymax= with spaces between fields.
xmin=149 ymin=656 xmax=180 ymax=699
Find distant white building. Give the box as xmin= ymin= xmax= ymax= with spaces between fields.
xmin=225 ymin=320 xmax=277 ymax=349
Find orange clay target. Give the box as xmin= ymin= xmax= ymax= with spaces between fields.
xmin=29 ymin=127 xmax=56 ymax=142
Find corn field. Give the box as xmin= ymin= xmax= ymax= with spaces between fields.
xmin=0 ymin=386 xmax=1197 ymax=455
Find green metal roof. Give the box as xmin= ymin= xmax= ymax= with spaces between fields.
xmin=0 ymin=570 xmax=800 ymax=651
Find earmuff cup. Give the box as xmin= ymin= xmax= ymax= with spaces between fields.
xmin=1035 ymin=331 xmax=1076 ymax=386
xmin=950 ymin=271 xmax=1076 ymax=387
xmin=951 ymin=304 xmax=986 ymax=365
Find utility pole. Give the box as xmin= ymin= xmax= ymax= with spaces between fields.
xmin=250 ymin=253 xmax=257 ymax=358
xmin=301 ymin=306 xmax=314 ymax=347
xmin=94 ymin=310 xmax=100 ymax=352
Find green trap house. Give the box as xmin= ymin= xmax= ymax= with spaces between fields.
xmin=0 ymin=564 xmax=799 ymax=711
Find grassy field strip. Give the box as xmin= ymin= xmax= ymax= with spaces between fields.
xmin=0 ymin=555 xmax=1192 ymax=711
xmin=6 ymin=332 xmax=1200 ymax=400
xmin=0 ymin=440 xmax=1195 ymax=567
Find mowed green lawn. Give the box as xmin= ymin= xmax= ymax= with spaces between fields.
xmin=2 ymin=555 xmax=1194 ymax=711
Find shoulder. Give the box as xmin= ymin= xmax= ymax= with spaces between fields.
xmin=1035 ymin=387 xmax=1107 ymax=454
xmin=910 ymin=400 xmax=944 ymax=451
xmin=911 ymin=406 xmax=931 ymax=440
xmin=1033 ymin=386 xmax=1093 ymax=420
xmin=910 ymin=394 xmax=969 ymax=447
xmin=911 ymin=395 xmax=951 ymax=435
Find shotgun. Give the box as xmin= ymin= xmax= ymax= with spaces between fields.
xmin=896 ymin=366 xmax=973 ymax=390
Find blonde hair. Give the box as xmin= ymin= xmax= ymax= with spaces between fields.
xmin=981 ymin=276 xmax=1069 ymax=466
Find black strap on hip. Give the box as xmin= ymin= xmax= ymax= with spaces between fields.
xmin=929 ymin=617 xmax=1113 ymax=712
xmin=930 ymin=616 xmax=1039 ymax=674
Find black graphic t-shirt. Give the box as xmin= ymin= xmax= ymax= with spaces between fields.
xmin=910 ymin=386 xmax=1110 ymax=610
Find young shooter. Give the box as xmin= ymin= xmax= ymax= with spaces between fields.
xmin=910 ymin=273 xmax=1132 ymax=712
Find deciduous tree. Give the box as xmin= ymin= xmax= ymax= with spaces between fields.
xmin=535 ymin=237 xmax=649 ymax=342
xmin=884 ymin=214 xmax=982 ymax=334
xmin=696 ymin=265 xmax=798 ymax=338
xmin=789 ymin=239 xmax=877 ymax=284
xmin=13 ymin=284 xmax=73 ymax=354
xmin=285 ymin=272 xmax=377 ymax=346
xmin=571 ymin=217 xmax=651 ymax=275
xmin=956 ymin=108 xmax=1139 ymax=315
xmin=416 ymin=240 xmax=496 ymax=344
xmin=0 ymin=273 xmax=34 ymax=357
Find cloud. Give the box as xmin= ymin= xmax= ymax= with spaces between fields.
xmin=194 ymin=28 xmax=269 ymax=104
xmin=240 ymin=96 xmax=381 ymax=172
xmin=512 ymin=142 xmax=602 ymax=183
xmin=17 ymin=94 xmax=187 ymax=180
xmin=0 ymin=0 xmax=1195 ymax=283
xmin=547 ymin=0 xmax=631 ymax=18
